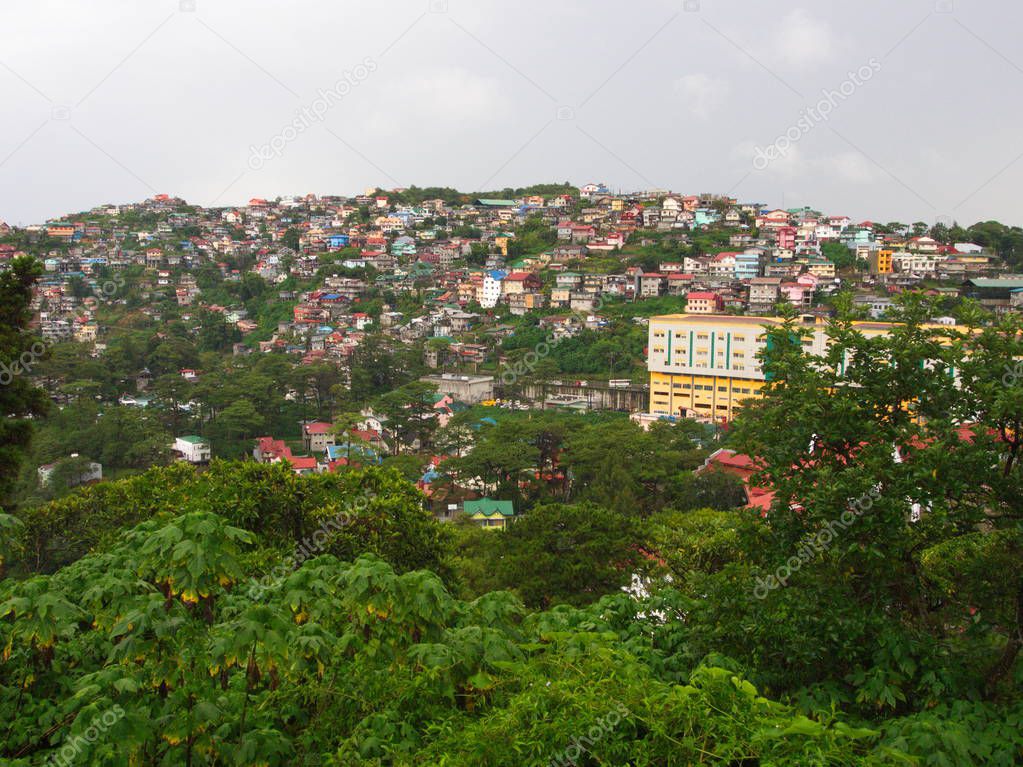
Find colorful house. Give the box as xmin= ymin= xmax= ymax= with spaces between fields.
xmin=463 ymin=498 xmax=516 ymax=529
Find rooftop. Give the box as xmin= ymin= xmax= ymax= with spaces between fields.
xmin=463 ymin=498 xmax=515 ymax=517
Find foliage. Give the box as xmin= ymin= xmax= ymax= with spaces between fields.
xmin=458 ymin=502 xmax=649 ymax=609
xmin=0 ymin=511 xmax=921 ymax=766
xmin=728 ymin=295 xmax=1023 ymax=704
xmin=0 ymin=257 xmax=48 ymax=505
xmin=10 ymin=462 xmax=449 ymax=579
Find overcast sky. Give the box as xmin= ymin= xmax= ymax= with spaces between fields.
xmin=1 ymin=0 xmax=1020 ymax=226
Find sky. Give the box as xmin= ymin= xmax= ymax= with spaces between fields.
xmin=1 ymin=0 xmax=1020 ymax=227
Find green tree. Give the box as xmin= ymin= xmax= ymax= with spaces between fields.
xmin=196 ymin=308 xmax=241 ymax=353
xmin=492 ymin=502 xmax=648 ymax=608
xmin=563 ymin=419 xmax=686 ymax=514
xmin=375 ymin=381 xmax=439 ymax=455
xmin=821 ymin=240 xmax=860 ymax=270
xmin=281 ymin=227 xmax=301 ymax=251
xmin=730 ymin=295 xmax=1023 ymax=704
xmin=214 ymin=399 xmax=265 ymax=443
xmin=0 ymin=256 xmax=47 ymax=505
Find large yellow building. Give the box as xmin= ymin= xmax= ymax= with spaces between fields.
xmin=647 ymin=314 xmax=898 ymax=421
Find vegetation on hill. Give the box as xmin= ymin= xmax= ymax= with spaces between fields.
xmin=1 ymin=254 xmax=1022 ymax=764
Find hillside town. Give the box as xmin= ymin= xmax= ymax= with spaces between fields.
xmin=14 ymin=185 xmax=1016 ymax=350
xmin=4 ymin=182 xmax=1023 ymax=512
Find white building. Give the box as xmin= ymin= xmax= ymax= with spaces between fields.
xmin=892 ymin=252 xmax=941 ymax=275
xmin=173 ymin=435 xmax=211 ymax=463
xmin=479 ymin=271 xmax=504 ymax=308
xmin=38 ymin=455 xmax=102 ymax=487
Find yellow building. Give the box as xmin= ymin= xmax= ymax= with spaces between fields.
xmin=648 ymin=314 xmax=898 ymax=421
xmin=869 ymin=248 xmax=894 ymax=275
xmin=804 ymin=259 xmax=836 ymax=278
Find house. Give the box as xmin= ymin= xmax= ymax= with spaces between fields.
xmin=804 ymin=258 xmax=836 ymax=279
xmin=694 ymin=208 xmax=720 ymax=227
xmin=172 ymin=435 xmax=211 ymax=464
xmin=666 ymin=273 xmax=696 ymax=295
xmin=326 ymin=435 xmax=384 ymax=466
xmin=696 ymin=448 xmax=773 ymax=513
xmin=906 ymin=236 xmax=940 ymax=254
xmin=479 ymin=270 xmax=505 ymax=308
xmin=501 ymin=271 xmax=542 ymax=296
xmin=734 ymin=251 xmax=761 ymax=281
xmin=891 ymin=251 xmax=939 ymax=276
xmin=285 ymin=455 xmax=319 ymax=475
xmin=748 ymin=277 xmax=782 ymax=314
xmin=253 ymin=436 xmax=320 ymax=474
xmin=776 ymin=226 xmax=797 ymax=250
xmin=302 ymin=421 xmax=336 ymax=453
xmin=756 ymin=209 xmax=790 ymax=230
xmin=685 ymin=291 xmax=724 ymax=314
xmin=253 ymin=437 xmax=292 ymax=463
xmin=463 ymin=498 xmax=516 ymax=529
xmin=566 ymin=225 xmax=593 ymax=244
xmin=853 ymin=295 xmax=893 ymax=319
xmin=38 ymin=455 xmax=103 ymax=488
xmin=636 ymin=273 xmax=667 ymax=298
xmin=708 ymin=252 xmax=737 ymax=278
xmin=779 ymin=282 xmax=813 ymax=309
xmin=507 ymin=292 xmax=545 ymax=315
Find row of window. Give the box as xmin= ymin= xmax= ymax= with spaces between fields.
xmin=653 ymin=330 xmax=750 ymax=343
xmin=656 ymin=384 xmax=757 ymax=395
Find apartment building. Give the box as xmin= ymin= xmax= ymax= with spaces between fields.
xmin=747 ymin=276 xmax=782 ymax=314
xmin=869 ymin=248 xmax=893 ymax=275
xmin=647 ymin=313 xmax=897 ymax=421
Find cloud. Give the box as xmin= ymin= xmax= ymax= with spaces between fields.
xmin=736 ymin=139 xmax=878 ymax=184
xmin=774 ymin=9 xmax=833 ymax=69
xmin=361 ymin=66 xmax=504 ymax=138
xmin=404 ymin=67 xmax=502 ymax=117
xmin=825 ymin=152 xmax=877 ymax=183
xmin=674 ymin=74 xmax=728 ymax=120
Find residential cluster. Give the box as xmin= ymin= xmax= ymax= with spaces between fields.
xmin=5 ymin=181 xmax=1022 ymax=498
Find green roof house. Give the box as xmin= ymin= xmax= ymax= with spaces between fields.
xmin=463 ymin=498 xmax=516 ymax=529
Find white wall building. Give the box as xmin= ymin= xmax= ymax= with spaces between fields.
xmin=479 ymin=272 xmax=504 ymax=308
xmin=173 ymin=436 xmax=211 ymax=463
